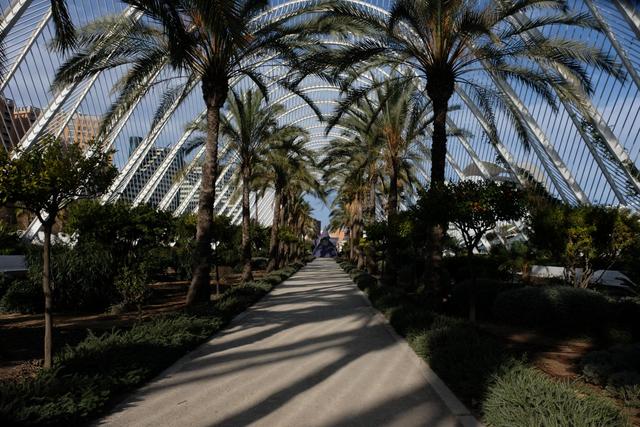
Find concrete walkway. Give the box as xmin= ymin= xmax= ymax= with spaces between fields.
xmin=99 ymin=258 xmax=476 ymax=427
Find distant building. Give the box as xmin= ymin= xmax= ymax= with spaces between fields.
xmin=0 ymin=96 xmax=101 ymax=150
xmin=122 ymin=146 xmax=185 ymax=203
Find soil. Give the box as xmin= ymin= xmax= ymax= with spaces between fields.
xmin=0 ymin=269 xmax=266 ymax=383
xmin=480 ymin=323 xmax=640 ymax=425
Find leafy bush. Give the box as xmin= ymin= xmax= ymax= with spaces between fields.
xmin=0 ymin=279 xmax=42 ymax=313
xmin=611 ymin=297 xmax=640 ymax=339
xmin=484 ymin=363 xmax=629 ymax=426
xmin=251 ymin=257 xmax=268 ymax=270
xmin=492 ymin=285 xmax=610 ymax=335
xmin=114 ymin=266 xmax=150 ymax=311
xmin=580 ymin=344 xmax=640 ymax=408
xmin=448 ymin=279 xmax=518 ymax=320
xmin=407 ymin=318 xmax=508 ymax=402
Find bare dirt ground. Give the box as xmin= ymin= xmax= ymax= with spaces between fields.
xmin=0 ymin=269 xmax=266 ymax=383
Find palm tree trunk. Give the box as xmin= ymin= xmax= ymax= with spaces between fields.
xmin=187 ymin=87 xmax=226 ymax=307
xmin=266 ymin=184 xmax=282 ymax=272
xmin=425 ymin=80 xmax=453 ymax=296
xmin=42 ymin=221 xmax=53 ymax=369
xmin=241 ymin=164 xmax=253 ymax=282
xmin=365 ymin=176 xmax=378 ymax=274
xmin=384 ymin=159 xmax=399 ymax=285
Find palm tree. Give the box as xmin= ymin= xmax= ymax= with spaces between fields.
xmin=52 ymin=0 xmax=315 ymax=306
xmin=310 ymin=0 xmax=622 ymax=289
xmin=220 ymin=89 xmax=284 ymax=282
xmin=252 ymin=127 xmax=315 ymax=271
xmin=325 ymin=75 xmax=430 ymax=278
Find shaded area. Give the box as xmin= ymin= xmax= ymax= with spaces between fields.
xmin=99 ymin=259 xmax=464 ymax=427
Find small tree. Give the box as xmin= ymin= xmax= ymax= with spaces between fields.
xmin=0 ymin=136 xmax=116 ymax=368
xmin=448 ymin=180 xmax=525 ymax=321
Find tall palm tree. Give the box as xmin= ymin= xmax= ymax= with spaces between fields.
xmin=220 ymin=89 xmax=284 ymax=282
xmin=252 ymin=127 xmax=315 ymax=271
xmin=325 ymin=75 xmax=430 ymax=278
xmin=310 ymin=0 xmax=622 ymax=289
xmin=52 ymin=0 xmax=315 ymax=306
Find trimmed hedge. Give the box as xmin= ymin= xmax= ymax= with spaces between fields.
xmin=492 ymin=285 xmax=610 ymax=335
xmin=0 ymin=263 xmax=304 ymax=426
xmin=484 ymin=363 xmax=629 ymax=427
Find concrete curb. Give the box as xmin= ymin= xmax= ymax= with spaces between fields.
xmin=339 ymin=262 xmax=484 ymax=427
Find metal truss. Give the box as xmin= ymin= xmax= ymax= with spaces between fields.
xmin=4 ymin=0 xmax=640 ymax=232
xmin=11 ymin=6 xmax=139 ymax=157
xmin=614 ymin=0 xmax=640 ymax=38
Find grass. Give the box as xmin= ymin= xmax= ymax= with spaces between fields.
xmin=0 ymin=263 xmax=305 ymax=426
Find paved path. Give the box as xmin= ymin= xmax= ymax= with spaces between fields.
xmin=99 ymin=259 xmax=476 ymax=427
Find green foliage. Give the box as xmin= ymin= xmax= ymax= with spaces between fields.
xmin=580 ymin=344 xmax=640 ymax=408
xmin=447 ymin=181 xmax=525 ymax=255
xmin=66 ymin=200 xmax=176 ymax=266
xmin=448 ymin=279 xmax=519 ymax=321
xmin=0 ymin=221 xmax=24 ymax=255
xmin=407 ymin=320 xmax=508 ymax=403
xmin=0 ymin=243 xmax=117 ymax=313
xmin=492 ymin=286 xmax=610 ymax=335
xmin=0 ymin=278 xmax=41 ymax=313
xmin=0 ymin=137 xmax=117 ymax=222
xmin=0 ymin=262 xmax=305 ymax=426
xmin=526 ymin=201 xmax=640 ymax=285
xmin=114 ymin=265 xmax=150 ymax=310
xmin=484 ymin=363 xmax=629 ymax=427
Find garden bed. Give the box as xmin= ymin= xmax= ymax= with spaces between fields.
xmin=338 ymin=259 xmax=635 ymax=426
xmin=0 ymin=263 xmax=302 ymax=426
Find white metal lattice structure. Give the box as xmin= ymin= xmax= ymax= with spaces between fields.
xmin=2 ymin=0 xmax=640 ymax=228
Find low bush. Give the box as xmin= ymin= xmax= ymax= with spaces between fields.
xmin=0 ymin=262 xmax=305 ymax=426
xmin=611 ymin=297 xmax=640 ymax=339
xmin=492 ymin=285 xmax=610 ymax=335
xmin=251 ymin=257 xmax=268 ymax=270
xmin=580 ymin=344 xmax=640 ymax=408
xmin=0 ymin=243 xmax=119 ymax=313
xmin=447 ymin=279 xmax=518 ymax=321
xmin=407 ymin=318 xmax=508 ymax=403
xmin=483 ymin=363 xmax=629 ymax=426
xmin=0 ymin=279 xmax=42 ymax=313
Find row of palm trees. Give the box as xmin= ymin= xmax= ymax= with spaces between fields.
xmin=7 ymin=0 xmax=620 ymax=304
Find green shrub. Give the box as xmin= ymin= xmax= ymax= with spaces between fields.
xmin=0 ymin=279 xmax=42 ymax=313
xmin=251 ymin=257 xmax=268 ymax=270
xmin=484 ymin=363 xmax=629 ymax=426
xmin=114 ymin=265 xmax=150 ymax=311
xmin=492 ymin=285 xmax=610 ymax=335
xmin=580 ymin=344 xmax=640 ymax=408
xmin=0 ymin=313 xmax=223 ymax=426
xmin=611 ymin=297 xmax=640 ymax=339
xmin=448 ymin=279 xmax=518 ymax=321
xmin=0 ymin=261 xmax=307 ymax=426
xmin=407 ymin=319 xmax=508 ymax=402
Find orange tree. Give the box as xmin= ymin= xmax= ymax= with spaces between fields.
xmin=447 ymin=180 xmax=525 ymax=320
xmin=0 ymin=137 xmax=116 ymax=368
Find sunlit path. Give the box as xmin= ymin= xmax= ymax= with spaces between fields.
xmin=98 ymin=258 xmax=474 ymax=427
